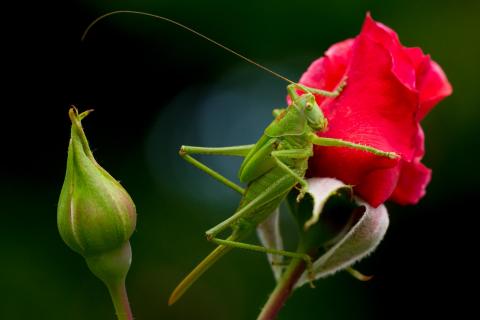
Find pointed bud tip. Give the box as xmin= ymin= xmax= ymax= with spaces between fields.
xmin=69 ymin=106 xmax=94 ymax=121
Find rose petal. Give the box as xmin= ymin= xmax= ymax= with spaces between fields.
xmin=307 ymin=23 xmax=418 ymax=205
xmin=361 ymin=14 xmax=417 ymax=92
xmin=390 ymin=159 xmax=431 ymax=205
xmin=412 ymin=123 xmax=426 ymax=158
xmin=388 ymin=123 xmax=431 ymax=204
xmin=354 ymin=165 xmax=401 ymax=208
xmin=298 ymin=39 xmax=354 ymax=107
xmin=416 ymin=60 xmax=453 ymax=120
xmin=405 ymin=47 xmax=453 ymax=120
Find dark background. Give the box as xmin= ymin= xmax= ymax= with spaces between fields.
xmin=1 ymin=0 xmax=478 ymax=319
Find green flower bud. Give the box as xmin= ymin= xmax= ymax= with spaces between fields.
xmin=58 ymin=107 xmax=136 ymax=258
xmin=58 ymin=107 xmax=136 ymax=319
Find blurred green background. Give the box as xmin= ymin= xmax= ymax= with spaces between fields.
xmin=1 ymin=0 xmax=478 ymax=319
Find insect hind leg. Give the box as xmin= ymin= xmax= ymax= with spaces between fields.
xmin=205 ymin=174 xmax=293 ymax=239
xmin=210 ymin=236 xmax=314 ymax=282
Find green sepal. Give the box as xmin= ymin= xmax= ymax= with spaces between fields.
xmin=288 ymin=178 xmax=356 ymax=258
xmin=86 ymin=241 xmax=132 ymax=286
xmin=256 ymin=209 xmax=283 ymax=281
xmin=292 ymin=178 xmax=389 ymax=287
xmin=258 ymin=178 xmax=389 ymax=288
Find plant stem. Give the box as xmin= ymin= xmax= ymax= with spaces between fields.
xmin=108 ymin=281 xmax=133 ymax=320
xmin=257 ymin=258 xmax=306 ymax=320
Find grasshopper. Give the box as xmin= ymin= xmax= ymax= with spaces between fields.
xmin=82 ymin=10 xmax=398 ymax=305
xmin=170 ymin=80 xmax=397 ymax=304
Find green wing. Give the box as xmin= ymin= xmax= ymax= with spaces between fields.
xmin=238 ymin=135 xmax=277 ymax=183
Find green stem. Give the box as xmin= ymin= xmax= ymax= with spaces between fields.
xmin=257 ymin=258 xmax=306 ymax=320
xmin=85 ymin=243 xmax=134 ymax=320
xmin=107 ymin=281 xmax=133 ymax=320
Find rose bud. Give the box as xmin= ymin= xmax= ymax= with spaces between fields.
xmin=57 ymin=107 xmax=136 ymax=319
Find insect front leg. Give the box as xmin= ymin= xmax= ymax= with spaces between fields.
xmin=308 ymin=134 xmax=399 ymax=159
xmin=287 ymin=78 xmax=348 ymax=99
xmin=271 ymin=149 xmax=312 ymax=201
xmin=179 ymin=144 xmax=255 ymax=194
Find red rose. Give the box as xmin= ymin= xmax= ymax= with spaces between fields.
xmin=298 ymin=14 xmax=452 ymax=207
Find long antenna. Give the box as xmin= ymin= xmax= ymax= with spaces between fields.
xmin=82 ymin=10 xmax=295 ymax=84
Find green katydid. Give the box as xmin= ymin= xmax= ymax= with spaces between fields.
xmin=82 ymin=10 xmax=398 ymax=305
xmin=170 ymin=82 xmax=397 ymax=304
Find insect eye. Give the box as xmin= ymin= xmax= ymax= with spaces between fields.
xmin=306 ymin=103 xmax=313 ymax=111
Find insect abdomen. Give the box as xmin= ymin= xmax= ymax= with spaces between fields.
xmin=235 ymin=167 xmax=301 ymax=227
